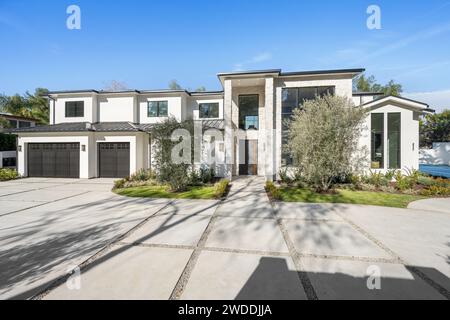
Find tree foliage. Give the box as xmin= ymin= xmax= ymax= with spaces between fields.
xmin=103 ymin=80 xmax=129 ymax=92
xmin=168 ymin=80 xmax=183 ymax=90
xmin=149 ymin=118 xmax=195 ymax=191
xmin=420 ymin=110 xmax=450 ymax=148
xmin=354 ymin=73 xmax=403 ymax=97
xmin=0 ymin=88 xmax=49 ymax=124
xmin=288 ymin=95 xmax=368 ymax=192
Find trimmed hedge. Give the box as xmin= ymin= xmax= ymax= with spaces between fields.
xmin=0 ymin=133 xmax=16 ymax=152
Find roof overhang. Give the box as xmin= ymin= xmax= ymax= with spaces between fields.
xmin=360 ymin=95 xmax=435 ymax=113
xmin=217 ymin=68 xmax=365 ymax=86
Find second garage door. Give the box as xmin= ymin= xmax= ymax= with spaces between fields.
xmin=98 ymin=143 xmax=130 ymax=178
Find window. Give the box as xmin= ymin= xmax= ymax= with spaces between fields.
xmin=199 ymin=103 xmax=219 ymax=119
xmin=388 ymin=113 xmax=401 ymax=169
xmin=148 ymin=101 xmax=168 ymax=117
xmin=19 ymin=121 xmax=31 ymax=128
xmin=65 ymin=101 xmax=84 ymax=118
xmin=281 ymin=86 xmax=335 ymax=166
xmin=371 ymin=113 xmax=384 ymax=169
xmin=239 ymin=95 xmax=259 ymax=130
xmin=8 ymin=120 xmax=17 ymax=128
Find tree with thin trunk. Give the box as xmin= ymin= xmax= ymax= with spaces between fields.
xmin=288 ymin=95 xmax=368 ymax=192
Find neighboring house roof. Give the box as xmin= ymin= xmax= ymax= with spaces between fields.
xmin=217 ymin=68 xmax=365 ymax=78
xmin=10 ymin=120 xmax=226 ymax=134
xmin=0 ymin=112 xmax=39 ymax=122
xmin=352 ymin=91 xmax=385 ymax=96
xmin=360 ymin=95 xmax=435 ymax=113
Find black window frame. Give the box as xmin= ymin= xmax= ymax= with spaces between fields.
xmin=238 ymin=94 xmax=259 ymax=130
xmin=199 ymin=103 xmax=220 ymax=119
xmin=148 ymin=101 xmax=169 ymax=118
xmin=281 ymin=86 xmax=335 ymax=166
xmin=65 ymin=101 xmax=85 ymax=118
xmin=371 ymin=113 xmax=385 ymax=169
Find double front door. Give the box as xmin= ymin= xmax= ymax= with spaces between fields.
xmin=239 ymin=139 xmax=258 ymax=176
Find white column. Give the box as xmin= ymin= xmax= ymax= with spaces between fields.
xmin=224 ymin=79 xmax=234 ymax=180
xmin=265 ymin=77 xmax=276 ymax=181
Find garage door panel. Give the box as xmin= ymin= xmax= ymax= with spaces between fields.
xmin=99 ymin=143 xmax=130 ymax=178
xmin=28 ymin=143 xmax=80 ymax=178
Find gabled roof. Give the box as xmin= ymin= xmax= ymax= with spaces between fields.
xmin=352 ymin=91 xmax=384 ymax=96
xmin=360 ymin=95 xmax=435 ymax=113
xmin=0 ymin=112 xmax=39 ymax=122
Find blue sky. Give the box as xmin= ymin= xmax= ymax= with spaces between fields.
xmin=1 ymin=0 xmax=450 ymax=110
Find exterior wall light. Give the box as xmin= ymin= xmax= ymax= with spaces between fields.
xmin=18 ymin=145 xmax=22 ymax=152
xmin=81 ymin=145 xmax=86 ymax=152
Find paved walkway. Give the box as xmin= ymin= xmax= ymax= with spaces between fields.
xmin=1 ymin=177 xmax=449 ymax=300
xmin=408 ymin=197 xmax=450 ymax=214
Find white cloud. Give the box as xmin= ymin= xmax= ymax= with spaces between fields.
xmin=233 ymin=52 xmax=272 ymax=71
xmin=405 ymin=89 xmax=450 ymax=113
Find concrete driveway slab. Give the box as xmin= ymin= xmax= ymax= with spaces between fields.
xmin=339 ymin=205 xmax=450 ymax=293
xmin=182 ymin=251 xmax=306 ymax=300
xmin=122 ymin=214 xmax=211 ymax=246
xmin=274 ymin=203 xmax=344 ymax=221
xmin=44 ymin=246 xmax=193 ymax=300
xmin=302 ymin=257 xmax=445 ymax=300
xmin=408 ymin=198 xmax=450 ymax=214
xmin=158 ymin=199 xmax=219 ymax=217
xmin=0 ymin=189 xmax=88 ymax=202
xmin=216 ymin=199 xmax=274 ymax=219
xmin=284 ymin=220 xmax=392 ymax=259
xmin=206 ymin=217 xmax=289 ymax=253
xmin=0 ymin=201 xmax=40 ymax=216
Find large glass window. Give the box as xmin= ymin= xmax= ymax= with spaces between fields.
xmin=239 ymin=95 xmax=259 ymax=130
xmin=19 ymin=121 xmax=31 ymax=128
xmin=371 ymin=113 xmax=384 ymax=169
xmin=388 ymin=113 xmax=401 ymax=169
xmin=281 ymin=86 xmax=335 ymax=166
xmin=148 ymin=101 xmax=168 ymax=117
xmin=199 ymin=103 xmax=219 ymax=119
xmin=65 ymin=101 xmax=84 ymax=118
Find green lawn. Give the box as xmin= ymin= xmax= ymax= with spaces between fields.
xmin=278 ymin=187 xmax=426 ymax=208
xmin=114 ymin=185 xmax=217 ymax=200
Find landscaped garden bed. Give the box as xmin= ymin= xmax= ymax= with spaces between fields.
xmin=266 ymin=170 xmax=450 ymax=208
xmin=113 ymin=169 xmax=230 ymax=200
xmin=0 ymin=168 xmax=20 ymax=181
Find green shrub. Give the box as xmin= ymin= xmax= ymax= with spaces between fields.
xmin=367 ymin=171 xmax=389 ymax=188
xmin=279 ymin=168 xmax=293 ymax=185
xmin=163 ymin=164 xmax=191 ymax=192
xmin=266 ymin=181 xmax=282 ymax=201
xmin=113 ymin=179 xmax=126 ymax=190
xmin=130 ymin=169 xmax=155 ymax=182
xmin=214 ymin=179 xmax=230 ymax=199
xmin=0 ymin=168 xmax=19 ymax=181
xmin=200 ymin=166 xmax=215 ymax=184
xmin=395 ymin=171 xmax=415 ymax=192
xmin=421 ymin=186 xmax=450 ymax=197
xmin=385 ymin=170 xmax=397 ymax=182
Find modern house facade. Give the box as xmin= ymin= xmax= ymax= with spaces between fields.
xmin=12 ymin=68 xmax=434 ymax=180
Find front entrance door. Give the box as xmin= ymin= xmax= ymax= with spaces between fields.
xmin=239 ymin=140 xmax=258 ymax=176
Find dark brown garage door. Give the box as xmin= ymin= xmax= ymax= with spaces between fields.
xmin=98 ymin=143 xmax=130 ymax=178
xmin=28 ymin=143 xmax=80 ymax=178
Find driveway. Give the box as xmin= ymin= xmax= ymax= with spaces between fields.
xmin=1 ymin=177 xmax=449 ymax=300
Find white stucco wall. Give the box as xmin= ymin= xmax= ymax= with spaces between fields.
xmin=53 ymin=96 xmax=95 ymax=124
xmin=139 ymin=95 xmax=184 ymax=124
xmin=189 ymin=97 xmax=224 ymax=121
xmin=17 ymin=132 xmax=149 ymax=179
xmin=98 ymin=96 xmax=135 ymax=122
xmin=17 ymin=133 xmax=91 ymax=178
xmin=359 ymin=104 xmax=420 ymax=173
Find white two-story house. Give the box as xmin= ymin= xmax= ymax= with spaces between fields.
xmin=12 ymin=68 xmax=434 ymax=180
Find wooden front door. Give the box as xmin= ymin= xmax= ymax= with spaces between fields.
xmin=239 ymin=140 xmax=258 ymax=176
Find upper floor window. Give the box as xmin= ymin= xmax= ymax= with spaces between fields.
xmin=65 ymin=101 xmax=85 ymax=118
xmin=239 ymin=95 xmax=259 ymax=130
xmin=8 ymin=120 xmax=17 ymax=128
xmin=148 ymin=101 xmax=168 ymax=118
xmin=282 ymin=86 xmax=335 ymax=115
xmin=199 ymin=103 xmax=220 ymax=119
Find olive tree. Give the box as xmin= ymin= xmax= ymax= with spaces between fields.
xmin=149 ymin=118 xmax=195 ymax=192
xmin=288 ymin=95 xmax=368 ymax=192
